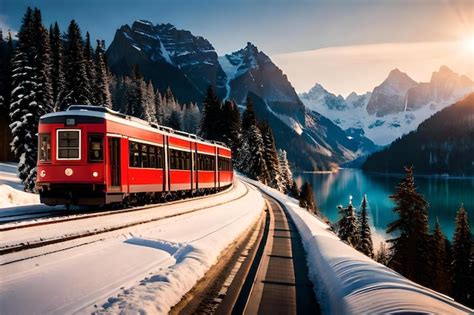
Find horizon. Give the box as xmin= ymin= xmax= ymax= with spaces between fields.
xmin=1 ymin=0 xmax=473 ymax=95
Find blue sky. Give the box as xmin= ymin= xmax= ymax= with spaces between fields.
xmin=1 ymin=0 xmax=473 ymax=94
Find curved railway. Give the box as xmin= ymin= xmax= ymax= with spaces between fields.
xmin=173 ymin=187 xmax=320 ymax=314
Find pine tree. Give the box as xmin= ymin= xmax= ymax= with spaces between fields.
xmin=278 ymin=149 xmax=293 ymax=191
xmin=200 ymin=85 xmax=221 ymax=140
xmin=356 ymin=195 xmax=374 ymax=257
xmin=431 ymin=218 xmax=450 ymax=295
xmin=168 ymin=109 xmax=182 ymax=130
xmin=125 ymin=65 xmax=146 ymax=118
xmin=0 ymin=30 xmax=13 ymax=117
xmin=259 ymin=121 xmax=284 ymax=191
xmin=10 ymin=7 xmax=53 ymax=191
xmin=94 ymin=40 xmax=112 ymax=108
xmin=154 ymin=89 xmax=163 ymax=124
xmin=143 ymin=80 xmax=156 ymax=123
xmin=451 ymin=205 xmax=472 ymax=306
xmin=182 ymin=103 xmax=201 ymax=134
xmin=63 ymin=20 xmax=92 ymax=108
xmin=386 ymin=166 xmax=431 ymax=287
xmin=83 ymin=32 xmax=96 ymax=102
xmin=289 ymin=181 xmax=300 ymax=199
xmin=337 ymin=196 xmax=359 ymax=247
xmin=49 ymin=22 xmax=65 ymax=111
xmin=110 ymin=75 xmax=127 ymax=112
xmin=241 ymin=96 xmax=257 ymax=131
xmin=221 ymin=99 xmax=241 ymax=152
xmin=299 ymin=182 xmax=319 ymax=215
xmin=375 ymin=242 xmax=390 ymax=266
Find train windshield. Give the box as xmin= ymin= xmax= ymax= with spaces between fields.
xmin=57 ymin=130 xmax=81 ymax=160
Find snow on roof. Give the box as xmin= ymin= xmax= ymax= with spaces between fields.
xmin=243 ymin=176 xmax=473 ymax=314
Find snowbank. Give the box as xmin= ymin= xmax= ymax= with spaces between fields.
xmin=0 ymin=184 xmax=39 ymax=208
xmin=0 ymin=162 xmax=39 ymax=208
xmin=241 ymin=176 xmax=473 ymax=314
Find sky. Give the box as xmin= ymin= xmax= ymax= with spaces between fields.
xmin=1 ymin=0 xmax=473 ymax=95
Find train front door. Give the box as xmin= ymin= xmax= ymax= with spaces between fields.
xmin=108 ymin=137 xmax=121 ymax=188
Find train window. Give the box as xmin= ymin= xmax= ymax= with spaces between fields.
xmin=57 ymin=130 xmax=80 ymax=160
xmin=149 ymin=146 xmax=156 ymax=168
xmin=170 ymin=149 xmax=191 ymax=170
xmin=219 ymin=157 xmax=232 ymax=171
xmin=198 ymin=153 xmax=215 ymax=171
xmin=156 ymin=146 xmax=163 ymax=168
xmin=141 ymin=144 xmax=149 ymax=168
xmin=129 ymin=142 xmax=140 ymax=167
xmin=88 ymin=135 xmax=103 ymax=162
xmin=38 ymin=134 xmax=51 ymax=161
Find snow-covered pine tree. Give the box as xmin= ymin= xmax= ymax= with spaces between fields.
xmin=259 ymin=121 xmax=284 ymax=191
xmin=49 ymin=22 xmax=65 ymax=111
xmin=451 ymin=204 xmax=472 ymax=306
xmin=94 ymin=40 xmax=112 ymax=108
xmin=200 ymin=85 xmax=221 ymax=141
xmin=386 ymin=166 xmax=431 ymax=287
xmin=125 ymin=65 xmax=147 ymax=119
xmin=182 ymin=103 xmax=201 ymax=134
xmin=278 ymin=149 xmax=293 ymax=191
xmin=10 ymin=7 xmax=53 ymax=191
xmin=83 ymin=32 xmax=96 ymax=102
xmin=355 ymin=195 xmax=374 ymax=257
xmin=168 ymin=109 xmax=182 ymax=130
xmin=143 ymin=80 xmax=156 ymax=123
xmin=431 ymin=218 xmax=450 ymax=295
xmin=63 ymin=20 xmax=92 ymax=107
xmin=237 ymin=96 xmax=267 ymax=183
xmin=375 ymin=242 xmax=390 ymax=266
xmin=289 ymin=181 xmax=300 ymax=199
xmin=337 ymin=196 xmax=359 ymax=247
xmin=154 ymin=89 xmax=163 ymax=124
xmin=299 ymin=182 xmax=319 ymax=215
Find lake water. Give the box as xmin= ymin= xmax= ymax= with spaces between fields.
xmin=294 ymin=169 xmax=474 ymax=242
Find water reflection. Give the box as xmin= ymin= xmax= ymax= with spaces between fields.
xmin=294 ymin=169 xmax=474 ymax=240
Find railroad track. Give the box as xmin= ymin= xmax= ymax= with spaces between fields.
xmin=0 ymin=182 xmax=248 ymax=261
xmin=0 ymin=185 xmax=234 ymax=231
xmin=175 ymin=186 xmax=320 ymax=314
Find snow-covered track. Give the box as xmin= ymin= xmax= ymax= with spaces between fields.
xmin=0 ymin=185 xmax=233 ymax=232
xmin=0 ymin=182 xmax=247 ymax=261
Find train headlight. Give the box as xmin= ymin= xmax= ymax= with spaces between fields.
xmin=65 ymin=168 xmax=73 ymax=176
xmin=92 ymin=171 xmax=98 ymax=177
xmin=40 ymin=170 xmax=46 ymax=178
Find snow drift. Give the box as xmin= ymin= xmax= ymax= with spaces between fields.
xmin=242 ymin=176 xmax=473 ymax=314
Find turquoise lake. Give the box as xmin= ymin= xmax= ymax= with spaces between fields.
xmin=294 ymin=169 xmax=474 ymax=242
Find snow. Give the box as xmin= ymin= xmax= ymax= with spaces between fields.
xmin=132 ymin=44 xmax=141 ymax=51
xmin=243 ymin=176 xmax=473 ymax=314
xmin=218 ymin=55 xmax=242 ymax=100
xmin=0 ymin=162 xmax=39 ymax=208
xmin=158 ymin=36 xmax=173 ymax=64
xmin=0 ymin=179 xmax=265 ymax=314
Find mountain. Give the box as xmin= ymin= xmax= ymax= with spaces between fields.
xmin=249 ymin=92 xmax=378 ymax=171
xmin=106 ymin=20 xmax=227 ymax=103
xmin=106 ymin=20 xmax=378 ymax=170
xmin=219 ymin=42 xmax=306 ymax=125
xmin=300 ymin=66 xmax=474 ymax=145
xmin=362 ymin=93 xmax=474 ymax=175
xmin=366 ymin=69 xmax=418 ymax=117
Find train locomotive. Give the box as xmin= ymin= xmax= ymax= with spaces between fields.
xmin=35 ymin=105 xmax=233 ymax=207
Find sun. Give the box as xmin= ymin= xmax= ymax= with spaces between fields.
xmin=463 ymin=35 xmax=474 ymax=53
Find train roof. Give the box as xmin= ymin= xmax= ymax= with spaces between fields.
xmin=40 ymin=105 xmax=230 ymax=150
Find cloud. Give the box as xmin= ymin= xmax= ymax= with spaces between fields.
xmin=272 ymin=41 xmax=474 ymax=96
xmin=0 ymin=15 xmax=17 ymax=38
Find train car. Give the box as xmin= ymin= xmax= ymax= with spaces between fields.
xmin=36 ymin=105 xmax=233 ymax=206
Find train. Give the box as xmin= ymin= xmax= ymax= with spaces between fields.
xmin=36 ymin=105 xmax=233 ymax=207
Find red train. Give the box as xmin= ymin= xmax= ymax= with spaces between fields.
xmin=36 ymin=105 xmax=233 ymax=207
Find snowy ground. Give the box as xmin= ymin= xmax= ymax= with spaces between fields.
xmin=0 ymin=162 xmax=40 ymax=208
xmin=0 ymin=179 xmax=264 ymax=314
xmin=243 ymin=176 xmax=473 ymax=314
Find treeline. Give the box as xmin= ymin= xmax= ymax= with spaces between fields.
xmin=0 ymin=7 xmax=202 ymax=191
xmin=336 ymin=167 xmax=473 ymax=308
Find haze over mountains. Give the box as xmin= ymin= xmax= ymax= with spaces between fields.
xmin=106 ymin=20 xmax=378 ymax=171
xmin=300 ymin=66 xmax=474 ymax=145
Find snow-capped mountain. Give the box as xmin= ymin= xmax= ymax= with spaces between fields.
xmin=366 ymin=69 xmax=418 ymax=117
xmin=300 ymin=66 xmax=474 ymax=146
xmin=106 ymin=20 xmax=378 ymax=170
xmin=106 ymin=20 xmax=227 ymax=103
